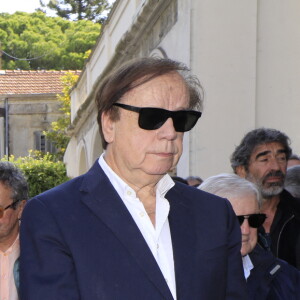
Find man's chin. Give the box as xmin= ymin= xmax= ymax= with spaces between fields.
xmin=261 ymin=185 xmax=284 ymax=198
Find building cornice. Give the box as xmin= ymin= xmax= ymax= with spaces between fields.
xmin=68 ymin=0 xmax=177 ymax=136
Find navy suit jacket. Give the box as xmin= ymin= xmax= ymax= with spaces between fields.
xmin=20 ymin=162 xmax=248 ymax=299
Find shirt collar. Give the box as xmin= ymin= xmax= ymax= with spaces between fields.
xmin=98 ymin=153 xmax=175 ymax=199
xmin=242 ymin=254 xmax=254 ymax=279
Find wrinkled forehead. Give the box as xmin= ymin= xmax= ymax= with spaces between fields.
xmin=122 ymin=72 xmax=189 ymax=107
xmin=229 ymin=193 xmax=259 ymax=215
xmin=250 ymin=142 xmax=286 ymax=160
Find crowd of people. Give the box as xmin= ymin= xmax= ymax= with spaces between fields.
xmin=200 ymin=173 xmax=300 ymax=299
xmin=1 ymin=57 xmax=300 ymax=299
xmin=181 ymin=128 xmax=300 ymax=299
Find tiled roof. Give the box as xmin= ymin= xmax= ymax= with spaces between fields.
xmin=0 ymin=70 xmax=81 ymax=95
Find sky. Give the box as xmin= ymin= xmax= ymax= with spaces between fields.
xmin=0 ymin=0 xmax=115 ymax=15
xmin=1 ymin=0 xmax=43 ymax=14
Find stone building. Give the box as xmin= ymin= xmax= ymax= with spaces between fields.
xmin=66 ymin=0 xmax=300 ymax=179
xmin=0 ymin=70 xmax=80 ymax=158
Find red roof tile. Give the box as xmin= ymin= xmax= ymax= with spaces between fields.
xmin=0 ymin=70 xmax=81 ymax=95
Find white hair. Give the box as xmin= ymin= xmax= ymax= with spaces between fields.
xmin=199 ymin=173 xmax=262 ymax=208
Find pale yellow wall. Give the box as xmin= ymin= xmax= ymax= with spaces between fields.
xmin=190 ymin=0 xmax=258 ymax=178
xmin=255 ymin=0 xmax=300 ymax=154
xmin=66 ymin=0 xmax=300 ymax=179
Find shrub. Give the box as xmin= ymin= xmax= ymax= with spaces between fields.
xmin=1 ymin=151 xmax=69 ymax=198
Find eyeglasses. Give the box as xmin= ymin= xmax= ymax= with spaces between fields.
xmin=113 ymin=103 xmax=202 ymax=132
xmin=237 ymin=213 xmax=267 ymax=228
xmin=0 ymin=201 xmax=19 ymax=219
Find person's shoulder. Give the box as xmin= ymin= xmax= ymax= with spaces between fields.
xmin=271 ymin=257 xmax=300 ymax=294
xmin=251 ymin=245 xmax=300 ymax=279
xmin=170 ymin=181 xmax=231 ymax=209
xmin=249 ymin=246 xmax=300 ymax=299
xmin=173 ymin=181 xmax=220 ymax=197
xmin=36 ymin=172 xmax=84 ymax=199
xmin=29 ymin=161 xmax=103 ymax=205
xmin=275 ymin=257 xmax=300 ymax=275
xmin=280 ymin=190 xmax=300 ymax=217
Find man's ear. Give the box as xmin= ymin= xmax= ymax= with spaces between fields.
xmin=101 ymin=111 xmax=115 ymax=144
xmin=17 ymin=200 xmax=26 ymax=220
xmin=236 ymin=165 xmax=247 ymax=178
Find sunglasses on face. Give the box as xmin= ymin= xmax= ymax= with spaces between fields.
xmin=113 ymin=103 xmax=202 ymax=132
xmin=237 ymin=213 xmax=267 ymax=228
xmin=0 ymin=201 xmax=19 ymax=219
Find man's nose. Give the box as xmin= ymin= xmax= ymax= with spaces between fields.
xmin=241 ymin=219 xmax=250 ymax=234
xmin=157 ymin=117 xmax=177 ymax=140
xmin=269 ymin=157 xmax=281 ymax=170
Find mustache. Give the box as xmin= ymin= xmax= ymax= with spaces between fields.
xmin=263 ymin=170 xmax=285 ymax=181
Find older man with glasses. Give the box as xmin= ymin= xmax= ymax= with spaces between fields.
xmin=200 ymin=173 xmax=300 ymax=300
xmin=0 ymin=161 xmax=28 ymax=300
xmin=20 ymin=57 xmax=247 ymax=300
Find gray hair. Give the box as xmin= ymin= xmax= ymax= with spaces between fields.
xmin=285 ymin=165 xmax=300 ymax=198
xmin=230 ymin=128 xmax=292 ymax=173
xmin=199 ymin=173 xmax=262 ymax=208
xmin=0 ymin=161 xmax=29 ymax=203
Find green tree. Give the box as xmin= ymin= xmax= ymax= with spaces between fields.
xmin=39 ymin=0 xmax=111 ymax=23
xmin=0 ymin=11 xmax=101 ymax=70
xmin=44 ymin=72 xmax=79 ymax=159
xmin=1 ymin=152 xmax=69 ymax=198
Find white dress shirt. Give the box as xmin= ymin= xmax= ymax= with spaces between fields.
xmin=242 ymin=254 xmax=254 ymax=280
xmin=99 ymin=154 xmax=177 ymax=299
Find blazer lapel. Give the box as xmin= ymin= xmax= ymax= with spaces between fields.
xmin=79 ymin=163 xmax=174 ymax=300
xmin=166 ymin=187 xmax=196 ymax=300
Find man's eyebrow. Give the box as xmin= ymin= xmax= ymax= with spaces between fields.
xmin=255 ymin=149 xmax=286 ymax=160
xmin=276 ymin=149 xmax=287 ymax=155
xmin=255 ymin=151 xmax=270 ymax=160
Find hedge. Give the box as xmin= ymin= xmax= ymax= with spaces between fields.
xmin=1 ymin=151 xmax=69 ymax=198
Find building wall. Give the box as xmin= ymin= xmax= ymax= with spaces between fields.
xmin=255 ymin=1 xmax=300 ymax=150
xmin=190 ymin=0 xmax=258 ymax=178
xmin=190 ymin=0 xmax=300 ymax=178
xmin=0 ymin=94 xmax=62 ymax=158
xmin=66 ymin=0 xmax=300 ymax=179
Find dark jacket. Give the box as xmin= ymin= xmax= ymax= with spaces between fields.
xmin=247 ymin=245 xmax=300 ymax=300
xmin=19 ymin=162 xmax=248 ymax=300
xmin=258 ymin=190 xmax=300 ymax=269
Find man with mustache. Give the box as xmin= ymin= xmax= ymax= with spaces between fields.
xmin=230 ymin=128 xmax=300 ymax=270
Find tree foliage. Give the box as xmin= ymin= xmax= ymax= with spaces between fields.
xmin=0 ymin=11 xmax=101 ymax=70
xmin=1 ymin=151 xmax=69 ymax=198
xmin=44 ymin=72 xmax=79 ymax=160
xmin=39 ymin=0 xmax=111 ymax=23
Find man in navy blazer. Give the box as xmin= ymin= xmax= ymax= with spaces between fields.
xmin=20 ymin=57 xmax=248 ymax=299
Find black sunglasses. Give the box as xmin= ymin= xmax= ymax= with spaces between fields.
xmin=113 ymin=103 xmax=202 ymax=132
xmin=237 ymin=213 xmax=267 ymax=228
xmin=0 ymin=201 xmax=19 ymax=219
